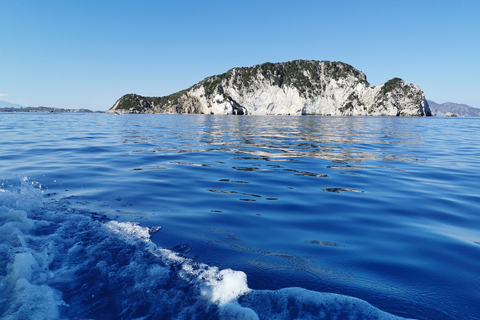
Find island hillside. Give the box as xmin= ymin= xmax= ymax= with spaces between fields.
xmin=108 ymin=60 xmax=431 ymax=116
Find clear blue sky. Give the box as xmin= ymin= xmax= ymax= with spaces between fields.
xmin=1 ymin=0 xmax=479 ymax=111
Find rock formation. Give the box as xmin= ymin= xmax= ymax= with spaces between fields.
xmin=108 ymin=60 xmax=431 ymax=116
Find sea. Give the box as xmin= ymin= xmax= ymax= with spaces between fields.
xmin=0 ymin=113 xmax=479 ymax=320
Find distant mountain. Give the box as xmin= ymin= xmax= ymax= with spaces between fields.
xmin=0 ymin=100 xmax=27 ymax=108
xmin=427 ymin=100 xmax=480 ymax=117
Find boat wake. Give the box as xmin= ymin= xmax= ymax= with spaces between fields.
xmin=0 ymin=178 xmax=412 ymax=319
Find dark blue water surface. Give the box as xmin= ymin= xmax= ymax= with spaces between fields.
xmin=1 ymin=113 xmax=479 ymax=319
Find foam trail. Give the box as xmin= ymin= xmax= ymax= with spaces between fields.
xmin=0 ymin=179 xmax=414 ymax=319
xmin=0 ymin=179 xmax=63 ymax=320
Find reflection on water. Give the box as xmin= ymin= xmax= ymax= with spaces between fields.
xmin=323 ymin=187 xmax=364 ymax=193
xmin=115 ymin=115 xmax=425 ymax=165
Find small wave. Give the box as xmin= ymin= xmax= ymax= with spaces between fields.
xmin=0 ymin=179 xmax=413 ymax=319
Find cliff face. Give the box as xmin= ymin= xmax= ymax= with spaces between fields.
xmin=108 ymin=60 xmax=431 ymax=116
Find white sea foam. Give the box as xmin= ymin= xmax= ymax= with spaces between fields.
xmin=0 ymin=179 xmax=413 ymax=319
xmin=0 ymin=180 xmax=63 ymax=320
xmin=106 ymin=220 xmax=152 ymax=243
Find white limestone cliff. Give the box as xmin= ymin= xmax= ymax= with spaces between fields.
xmin=108 ymin=60 xmax=430 ymax=117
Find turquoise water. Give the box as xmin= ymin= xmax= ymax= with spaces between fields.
xmin=1 ymin=113 xmax=479 ymax=319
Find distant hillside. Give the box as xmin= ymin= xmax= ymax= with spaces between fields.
xmin=427 ymin=100 xmax=480 ymax=117
xmin=0 ymin=100 xmax=27 ymax=108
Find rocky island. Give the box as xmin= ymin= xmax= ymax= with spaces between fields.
xmin=108 ymin=60 xmax=431 ymax=116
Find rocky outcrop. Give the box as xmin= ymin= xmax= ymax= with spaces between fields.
xmin=108 ymin=60 xmax=431 ymax=116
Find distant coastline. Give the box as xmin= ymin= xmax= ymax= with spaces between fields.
xmin=1 ymin=100 xmax=478 ymax=116
xmin=0 ymin=106 xmax=103 ymax=113
xmin=426 ymin=100 xmax=480 ymax=117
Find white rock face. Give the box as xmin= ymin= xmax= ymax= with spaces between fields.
xmin=445 ymin=112 xmax=458 ymax=117
xmin=108 ymin=60 xmax=431 ymax=117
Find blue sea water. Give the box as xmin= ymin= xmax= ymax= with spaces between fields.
xmin=0 ymin=113 xmax=479 ymax=319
